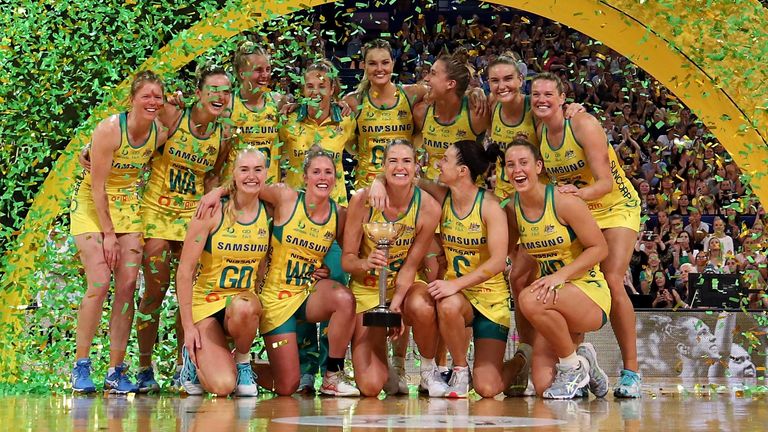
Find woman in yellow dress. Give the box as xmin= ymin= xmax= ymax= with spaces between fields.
xmin=69 ymin=71 xmax=167 ymax=393
xmin=176 ymin=148 xmax=269 ymax=397
xmin=532 ymin=72 xmax=642 ymax=398
xmin=506 ymin=138 xmax=611 ymax=399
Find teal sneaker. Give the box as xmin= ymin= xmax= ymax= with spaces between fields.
xmin=614 ymin=369 xmax=642 ymax=398
xmin=181 ymin=347 xmax=203 ymax=395
xmin=235 ymin=363 xmax=258 ymax=397
xmin=104 ymin=363 xmax=139 ymax=394
xmin=71 ymin=358 xmax=96 ymax=394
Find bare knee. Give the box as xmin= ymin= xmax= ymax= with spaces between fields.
xmin=436 ymin=295 xmax=464 ymax=319
xmin=405 ymin=290 xmax=436 ymax=324
xmin=517 ymin=290 xmax=543 ymax=322
xmin=356 ymin=376 xmax=385 ymax=397
xmin=274 ymin=376 xmax=300 ymax=396
xmin=331 ymin=285 xmax=355 ymax=314
xmin=474 ymin=380 xmax=503 ymax=398
xmin=203 ymin=373 xmax=237 ymax=397
xmin=228 ymin=293 xmax=262 ymax=322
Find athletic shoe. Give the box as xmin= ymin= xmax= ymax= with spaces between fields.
xmin=71 ymin=358 xmax=96 ymax=394
xmin=614 ymin=369 xmax=642 ymax=398
xmin=180 ymin=347 xmax=203 ymax=396
xmin=419 ymin=367 xmax=449 ymax=397
xmin=384 ymin=363 xmax=409 ymax=395
xmin=445 ymin=367 xmax=472 ymax=398
xmin=577 ymin=343 xmax=608 ymax=398
xmin=235 ymin=363 xmax=258 ymax=397
xmin=504 ymin=350 xmax=531 ymax=397
xmin=439 ymin=368 xmax=452 ymax=384
xmin=136 ymin=367 xmax=160 ymax=393
xmin=543 ymin=358 xmax=590 ymax=399
xmin=320 ymin=370 xmax=360 ymax=397
xmin=171 ymin=365 xmax=182 ymax=390
xmin=104 ymin=363 xmax=139 ymax=394
xmin=297 ymin=373 xmax=316 ymax=395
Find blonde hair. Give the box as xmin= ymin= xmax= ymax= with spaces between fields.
xmin=222 ymin=147 xmax=266 ymax=228
xmin=356 ymin=39 xmax=393 ymax=95
xmin=233 ymin=41 xmax=270 ymax=77
xmin=305 ymin=59 xmax=342 ymax=99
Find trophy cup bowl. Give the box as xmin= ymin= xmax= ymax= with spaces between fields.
xmin=362 ymin=222 xmax=406 ymax=327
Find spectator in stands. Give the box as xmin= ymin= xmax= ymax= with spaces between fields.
xmin=703 ymin=217 xmax=734 ymax=256
xmin=704 ymin=237 xmax=726 ymax=272
xmin=653 ymin=210 xmax=670 ymax=240
xmin=639 ymin=252 xmax=663 ymax=295
xmin=663 ymin=214 xmax=685 ymax=244
xmin=670 ymin=230 xmax=693 ymax=272
xmin=670 ymin=194 xmax=691 ymax=217
xmin=674 ymin=263 xmax=695 ymax=307
xmin=685 ymin=207 xmax=710 ymax=249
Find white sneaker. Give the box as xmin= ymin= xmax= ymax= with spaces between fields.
xmin=419 ymin=367 xmax=449 ymax=397
xmin=445 ymin=367 xmax=472 ymax=398
xmin=384 ymin=363 xmax=409 ymax=395
xmin=320 ymin=371 xmax=360 ymax=397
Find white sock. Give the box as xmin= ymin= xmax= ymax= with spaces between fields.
xmin=234 ymin=351 xmax=251 ymax=364
xmin=517 ymin=343 xmax=532 ymax=360
xmin=392 ymin=355 xmax=405 ymax=369
xmin=437 ymin=365 xmax=449 ymax=373
xmin=558 ymin=352 xmax=580 ymax=369
xmin=420 ymin=356 xmax=436 ymax=372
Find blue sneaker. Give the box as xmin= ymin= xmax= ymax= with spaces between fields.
xmin=235 ymin=363 xmax=259 ymax=397
xmin=181 ymin=347 xmax=203 ymax=395
xmin=104 ymin=363 xmax=139 ymax=394
xmin=71 ymin=358 xmax=96 ymax=393
xmin=136 ymin=367 xmax=160 ymax=393
xmin=614 ymin=369 xmax=642 ymax=398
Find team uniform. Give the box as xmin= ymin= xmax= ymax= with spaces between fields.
xmin=259 ymin=192 xmax=339 ymax=335
xmin=141 ymin=109 xmax=223 ymax=241
xmin=514 ymin=183 xmax=611 ymax=318
xmin=192 ymin=199 xmax=270 ymax=323
xmin=540 ymin=119 xmax=640 ymax=231
xmin=70 ymin=112 xmax=157 ymax=235
xmin=488 ymin=98 xmax=537 ymax=199
xmin=278 ymin=104 xmax=355 ymax=206
xmin=350 ymin=188 xmax=423 ymax=313
xmin=440 ymin=189 xmax=510 ymax=341
xmin=227 ymin=92 xmax=280 ymax=184
xmin=354 ymin=86 xmax=415 ymax=188
xmin=420 ymin=96 xmax=480 ymax=181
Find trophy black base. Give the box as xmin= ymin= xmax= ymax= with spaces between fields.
xmin=363 ymin=308 xmax=402 ymax=327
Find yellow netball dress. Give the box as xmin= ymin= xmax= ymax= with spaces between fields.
xmin=355 ymin=86 xmax=415 ymax=188
xmin=350 ymin=188 xmax=422 ymax=313
xmin=191 ymin=199 xmax=270 ymax=323
xmin=227 ymin=92 xmax=280 ymax=184
xmin=141 ymin=109 xmax=223 ymax=241
xmin=514 ymin=184 xmax=611 ymax=315
xmin=258 ymin=192 xmax=338 ymax=334
xmin=488 ymin=97 xmax=537 ymax=199
xmin=441 ymin=189 xmax=511 ymax=329
xmin=278 ymin=104 xmax=355 ymax=206
xmin=70 ymin=112 xmax=157 ymax=235
xmin=540 ymin=119 xmax=640 ymax=231
xmin=420 ymin=96 xmax=480 ymax=181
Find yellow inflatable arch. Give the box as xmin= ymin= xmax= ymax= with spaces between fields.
xmin=2 ymin=0 xmax=767 ymax=374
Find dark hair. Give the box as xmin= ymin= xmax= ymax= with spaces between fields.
xmin=357 ymin=39 xmax=394 ymax=94
xmin=436 ymin=48 xmax=471 ymax=96
xmin=383 ymin=138 xmax=415 ymax=159
xmin=453 ymin=140 xmax=496 ymax=182
xmin=302 ymin=144 xmax=335 ymax=174
xmin=531 ymin=72 xmax=565 ymax=95
xmin=505 ymin=137 xmax=543 ymax=163
xmin=195 ymin=61 xmax=228 ymax=90
xmin=130 ymin=70 xmax=163 ymax=98
xmin=233 ymin=41 xmax=270 ymax=77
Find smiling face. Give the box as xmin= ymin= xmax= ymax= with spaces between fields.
xmin=423 ymin=59 xmax=453 ymax=98
xmin=505 ymin=144 xmax=544 ymax=193
xmin=303 ymin=155 xmax=335 ymax=199
xmin=238 ymin=53 xmax=272 ymax=94
xmin=488 ymin=63 xmax=522 ymax=103
xmin=437 ymin=145 xmax=466 ymax=185
xmin=364 ymin=48 xmax=394 ymax=88
xmin=197 ymin=73 xmax=232 ymax=117
xmin=233 ymin=151 xmax=267 ymax=195
xmin=383 ymin=143 xmax=417 ymax=188
xmin=531 ymin=79 xmax=565 ymax=120
xmin=303 ymin=71 xmax=335 ymax=106
xmin=131 ymin=82 xmax=164 ymax=122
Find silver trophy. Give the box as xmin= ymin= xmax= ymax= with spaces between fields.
xmin=362 ymin=222 xmax=405 ymax=327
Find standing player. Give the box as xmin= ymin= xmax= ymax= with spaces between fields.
xmin=135 ymin=62 xmax=233 ymax=392
xmin=69 ymin=71 xmax=166 ymax=393
xmin=533 ymin=72 xmax=642 ymax=398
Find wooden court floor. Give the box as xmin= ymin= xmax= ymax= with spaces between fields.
xmin=0 ymin=378 xmax=765 ymax=432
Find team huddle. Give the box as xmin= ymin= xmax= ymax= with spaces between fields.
xmin=68 ymin=39 xmax=643 ymax=400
